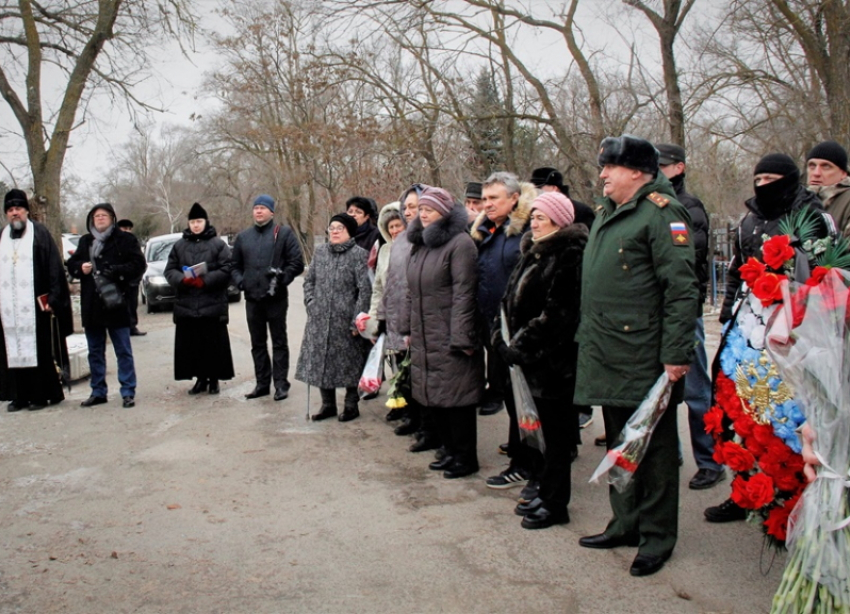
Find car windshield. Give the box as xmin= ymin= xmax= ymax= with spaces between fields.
xmin=147 ymin=238 xmax=178 ymax=263
xmin=67 ymin=236 xmax=80 ymax=247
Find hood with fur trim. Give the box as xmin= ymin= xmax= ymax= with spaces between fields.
xmin=408 ymin=203 xmax=470 ymax=249
xmin=470 ymin=181 xmax=536 ymax=242
xmin=377 ymin=201 xmax=403 ymax=244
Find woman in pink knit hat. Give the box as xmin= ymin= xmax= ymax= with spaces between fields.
xmin=492 ymin=191 xmax=590 ymax=529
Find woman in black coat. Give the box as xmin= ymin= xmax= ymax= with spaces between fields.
xmin=492 ymin=191 xmax=588 ymax=529
xmin=164 ymin=203 xmax=235 ymax=394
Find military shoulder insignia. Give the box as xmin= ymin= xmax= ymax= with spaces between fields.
xmin=647 ymin=192 xmax=669 ymax=208
xmin=670 ymin=222 xmax=689 ymax=246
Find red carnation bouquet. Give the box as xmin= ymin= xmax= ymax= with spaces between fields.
xmin=590 ymin=372 xmax=673 ymax=492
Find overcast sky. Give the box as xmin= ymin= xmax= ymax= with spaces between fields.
xmin=0 ymin=0 xmax=672 ymax=203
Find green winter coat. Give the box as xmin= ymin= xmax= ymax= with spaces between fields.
xmin=574 ymin=174 xmax=698 ymax=407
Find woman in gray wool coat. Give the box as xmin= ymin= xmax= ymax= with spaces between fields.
xmin=401 ymin=186 xmax=484 ymax=479
xmin=295 ymin=212 xmax=372 ymax=422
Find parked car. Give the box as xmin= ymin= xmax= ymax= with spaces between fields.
xmin=62 ymin=233 xmax=81 ymax=261
xmin=141 ymin=232 xmax=240 ymax=313
xmin=62 ymin=233 xmax=81 ymax=282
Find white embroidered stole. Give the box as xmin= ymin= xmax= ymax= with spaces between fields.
xmin=0 ymin=221 xmax=38 ymax=367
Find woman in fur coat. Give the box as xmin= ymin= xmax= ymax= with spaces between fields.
xmin=296 ymin=213 xmax=372 ymax=422
xmin=492 ymin=191 xmax=588 ymax=529
xmin=401 ymin=187 xmax=484 ymax=479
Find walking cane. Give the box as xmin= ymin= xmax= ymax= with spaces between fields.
xmin=50 ymin=312 xmax=71 ymax=393
xmin=306 ymin=384 xmax=310 ymax=421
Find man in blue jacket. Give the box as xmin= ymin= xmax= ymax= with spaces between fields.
xmin=471 ymin=172 xmax=533 ymax=489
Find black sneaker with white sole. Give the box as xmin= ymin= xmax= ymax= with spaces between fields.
xmin=485 ymin=466 xmax=531 ymax=490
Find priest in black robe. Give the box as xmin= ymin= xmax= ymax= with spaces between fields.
xmin=0 ymin=189 xmax=73 ymax=411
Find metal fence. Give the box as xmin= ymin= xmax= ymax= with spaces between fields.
xmin=708 ymin=220 xmax=738 ymax=308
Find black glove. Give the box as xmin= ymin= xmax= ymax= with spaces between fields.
xmin=377 ymin=319 xmax=387 ymax=336
xmin=494 ymin=339 xmax=519 ymax=366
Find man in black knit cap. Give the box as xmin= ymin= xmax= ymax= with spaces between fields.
xmin=806 ymin=140 xmax=850 ymax=237
xmin=705 ymin=153 xmax=835 ymax=524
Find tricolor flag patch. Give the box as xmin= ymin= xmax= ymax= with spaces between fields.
xmin=670 ymin=222 xmax=689 ymax=246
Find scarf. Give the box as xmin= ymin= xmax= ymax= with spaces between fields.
xmin=90 ymin=224 xmax=114 ymax=260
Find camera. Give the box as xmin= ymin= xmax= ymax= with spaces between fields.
xmin=266 ymin=267 xmax=283 ymax=296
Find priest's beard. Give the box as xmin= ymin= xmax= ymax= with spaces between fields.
xmin=10 ymin=220 xmax=24 ymax=231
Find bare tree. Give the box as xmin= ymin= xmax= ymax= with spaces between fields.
xmin=0 ymin=0 xmax=197 ymax=239
xmin=694 ymin=0 xmax=850 ymax=156
xmin=621 ymin=0 xmax=697 ymax=145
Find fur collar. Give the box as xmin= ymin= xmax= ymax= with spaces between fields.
xmin=377 ymin=201 xmax=402 ymax=243
xmin=470 ymin=181 xmax=536 ymax=242
xmin=408 ymin=204 xmax=470 ymax=248
xmin=519 ymin=223 xmax=589 ymax=257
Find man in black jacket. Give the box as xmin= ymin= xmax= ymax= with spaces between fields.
xmin=231 ymin=195 xmax=305 ymax=401
xmin=656 ymin=144 xmax=723 ymax=490
xmin=705 ymin=153 xmax=835 ymax=523
xmin=530 ymin=167 xmax=596 ymax=229
xmin=67 ymin=203 xmax=146 ymax=408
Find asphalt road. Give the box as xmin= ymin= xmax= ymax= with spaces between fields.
xmin=0 ymin=279 xmax=783 ymax=613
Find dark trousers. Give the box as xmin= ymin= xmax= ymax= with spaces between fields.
xmin=432 ymin=405 xmax=478 ymax=468
xmin=246 ymin=297 xmax=290 ymax=392
xmin=482 ymin=332 xmax=505 ymax=405
xmin=602 ymin=401 xmax=679 ymax=558
xmin=534 ymin=397 xmax=579 ymax=511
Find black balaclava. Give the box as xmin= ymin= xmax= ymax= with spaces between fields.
xmin=753 ymin=153 xmax=801 ymax=219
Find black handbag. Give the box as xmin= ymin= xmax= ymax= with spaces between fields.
xmin=93 ymin=269 xmax=126 ymax=311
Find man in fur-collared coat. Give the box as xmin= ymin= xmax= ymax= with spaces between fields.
xmin=470 ymin=172 xmax=535 ymax=489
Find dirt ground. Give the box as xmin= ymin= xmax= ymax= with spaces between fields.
xmin=0 ymin=280 xmax=786 ymax=614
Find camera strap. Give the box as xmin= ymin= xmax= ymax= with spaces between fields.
xmin=268 ymin=224 xmax=281 ymax=269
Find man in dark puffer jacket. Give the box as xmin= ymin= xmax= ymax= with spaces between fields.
xmin=656 ymin=144 xmax=723 ymax=491
xmin=231 ymin=194 xmax=304 ymax=401
xmin=706 ymin=153 xmax=835 ymax=524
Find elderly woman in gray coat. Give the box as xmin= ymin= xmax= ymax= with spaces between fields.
xmin=401 ymin=187 xmax=484 ymax=478
xmin=296 ymin=213 xmax=372 ymax=422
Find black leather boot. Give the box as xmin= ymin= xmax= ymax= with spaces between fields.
xmin=189 ymin=378 xmax=208 ymax=395
xmin=339 ymin=387 xmax=360 ymax=422
xmin=312 ymin=388 xmax=338 ymax=421
xmin=208 ymin=379 xmax=220 ymax=394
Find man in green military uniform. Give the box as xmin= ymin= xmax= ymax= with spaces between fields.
xmin=575 ymin=135 xmax=698 ymax=577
